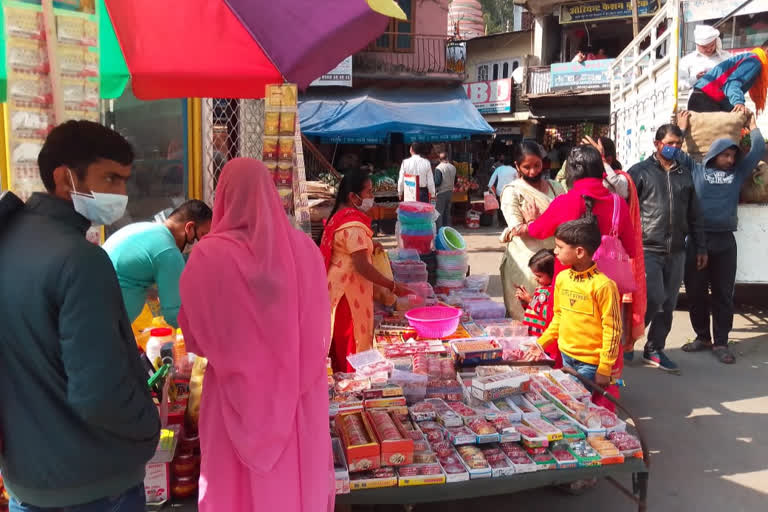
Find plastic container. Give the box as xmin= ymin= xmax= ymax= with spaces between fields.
xmin=394 ymin=270 xmax=429 ymax=283
xmin=405 ymin=306 xmax=462 ymax=338
xmin=398 ymin=201 xmax=436 ymax=214
xmin=398 ymin=221 xmax=436 ymax=237
xmin=465 ymin=274 xmax=490 ymax=293
xmin=437 ymin=268 xmax=468 ymax=281
xmin=146 ymin=327 xmax=174 ymax=369
xmin=464 ymin=300 xmax=507 ymax=320
xmin=438 ymin=227 xmax=466 ymax=251
xmin=389 ymin=248 xmax=421 ymax=262
xmin=406 ymin=281 xmax=435 ymax=298
xmin=399 ymin=234 xmax=434 ymax=255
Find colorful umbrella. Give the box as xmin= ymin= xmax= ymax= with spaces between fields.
xmin=101 ymin=0 xmax=407 ymax=100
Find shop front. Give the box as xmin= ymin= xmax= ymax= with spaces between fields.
xmin=299 ymin=86 xmax=493 ymax=229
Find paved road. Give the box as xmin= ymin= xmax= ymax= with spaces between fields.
xmin=165 ymin=228 xmax=768 ymax=512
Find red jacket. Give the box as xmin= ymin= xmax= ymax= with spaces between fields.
xmin=529 ymin=178 xmax=637 ymax=277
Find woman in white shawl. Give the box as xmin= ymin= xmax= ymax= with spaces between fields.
xmin=499 ymin=141 xmax=565 ymax=320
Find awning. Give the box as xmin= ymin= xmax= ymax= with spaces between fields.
xmin=298 ymin=86 xmax=494 ymax=144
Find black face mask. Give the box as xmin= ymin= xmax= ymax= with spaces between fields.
xmin=522 ymin=173 xmax=544 ymax=184
xmin=183 ymin=226 xmax=199 ymax=252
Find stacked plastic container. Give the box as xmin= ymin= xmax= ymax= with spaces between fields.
xmin=396 ymin=202 xmax=437 ymax=255
xmin=435 ymin=227 xmax=468 ymax=291
xmin=389 ymin=248 xmax=437 ymax=311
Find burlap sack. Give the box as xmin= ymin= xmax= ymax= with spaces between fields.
xmin=741 ymin=161 xmax=768 ymax=204
xmin=683 ymin=112 xmax=747 ymax=155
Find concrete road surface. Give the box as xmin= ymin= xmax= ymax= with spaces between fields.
xmin=163 ymin=228 xmax=768 ymax=512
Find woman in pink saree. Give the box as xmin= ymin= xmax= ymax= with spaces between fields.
xmin=178 ymin=158 xmax=334 ymax=512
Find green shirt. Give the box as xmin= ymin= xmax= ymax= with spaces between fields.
xmin=103 ymin=222 xmax=185 ymax=327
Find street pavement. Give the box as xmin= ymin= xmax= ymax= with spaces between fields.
xmin=167 ymin=227 xmax=768 ymax=512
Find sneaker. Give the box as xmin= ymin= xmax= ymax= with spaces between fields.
xmin=643 ymin=350 xmax=680 ymax=373
xmin=624 ymin=351 xmax=635 ymax=363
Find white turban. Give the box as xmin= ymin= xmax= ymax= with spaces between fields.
xmin=694 ymin=25 xmax=720 ymax=46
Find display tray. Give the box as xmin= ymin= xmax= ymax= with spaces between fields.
xmin=336 ymin=457 xmax=647 ymax=505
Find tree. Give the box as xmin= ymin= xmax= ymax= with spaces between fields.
xmin=478 ymin=0 xmax=516 ymax=34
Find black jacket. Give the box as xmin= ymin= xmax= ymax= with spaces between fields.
xmin=627 ymin=155 xmax=704 ymax=255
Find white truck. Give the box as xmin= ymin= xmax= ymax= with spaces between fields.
xmin=610 ymin=0 xmax=768 ymax=284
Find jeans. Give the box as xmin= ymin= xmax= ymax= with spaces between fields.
xmin=435 ymin=191 xmax=453 ymax=229
xmin=684 ymin=232 xmax=737 ymax=347
xmin=10 ymin=485 xmax=145 ymax=512
xmin=644 ymin=250 xmax=686 ymax=352
xmin=561 ymin=352 xmax=598 ymax=382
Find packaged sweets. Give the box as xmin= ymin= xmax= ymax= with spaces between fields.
xmin=480 ymin=445 xmax=515 ymax=477
xmin=499 ymin=442 xmax=537 ymax=473
xmin=523 ymin=417 xmax=563 ymax=442
xmin=607 ymin=431 xmax=642 ymax=458
xmin=587 ymin=436 xmax=625 ymax=465
xmin=265 ymin=84 xmax=283 ymax=107
xmin=349 ymin=467 xmax=397 ymax=490
xmin=278 ymin=137 xmax=295 ymax=161
xmin=568 ymin=440 xmax=602 ymax=467
xmin=281 ymin=84 xmax=298 ymax=107
xmin=337 ymin=412 xmax=380 ymax=472
xmin=456 ymin=445 xmax=491 ymax=472
xmin=279 ymin=110 xmax=296 ymax=135
xmin=262 ymin=136 xmax=279 ymax=160
xmin=550 ymin=443 xmax=578 ymax=469
xmin=264 ymin=111 xmax=280 ymax=136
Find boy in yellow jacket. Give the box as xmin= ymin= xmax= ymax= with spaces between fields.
xmin=537 ymin=217 xmax=622 ymax=387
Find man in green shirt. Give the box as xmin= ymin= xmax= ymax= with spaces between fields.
xmin=104 ymin=200 xmax=212 ymax=328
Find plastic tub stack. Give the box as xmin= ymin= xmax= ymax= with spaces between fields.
xmin=389 ymin=249 xmax=437 ymax=312
xmin=435 ymin=227 xmax=469 ymax=293
xmin=397 ymin=202 xmax=437 ymax=256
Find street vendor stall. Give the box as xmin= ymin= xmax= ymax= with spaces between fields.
xmin=325 ymin=223 xmax=649 ymax=511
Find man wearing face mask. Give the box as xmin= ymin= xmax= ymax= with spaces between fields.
xmin=626 ymin=124 xmax=704 ymax=373
xmin=103 ymin=200 xmax=212 ymax=328
xmin=0 ymin=121 xmax=159 ymax=511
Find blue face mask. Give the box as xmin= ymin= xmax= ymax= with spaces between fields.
xmin=660 ymin=144 xmax=680 ymax=160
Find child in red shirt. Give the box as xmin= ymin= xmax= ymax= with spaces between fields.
xmin=516 ymin=249 xmax=555 ymax=337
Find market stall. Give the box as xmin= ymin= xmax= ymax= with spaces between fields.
xmin=325 ymin=213 xmax=649 ymax=510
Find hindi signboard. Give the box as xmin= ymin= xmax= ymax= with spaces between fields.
xmin=310 ymin=57 xmax=353 ymax=87
xmin=550 ymin=59 xmax=615 ymax=91
xmin=559 ymin=0 xmax=659 ymax=23
xmin=462 ymin=78 xmax=513 ymax=114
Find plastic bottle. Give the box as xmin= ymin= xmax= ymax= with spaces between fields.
xmin=146 ymin=327 xmax=175 ymax=369
xmin=173 ymin=329 xmax=190 ymax=378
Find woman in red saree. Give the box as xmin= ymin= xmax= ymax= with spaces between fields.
xmin=320 ymin=169 xmax=411 ymax=372
xmin=513 ymin=145 xmax=643 ymax=410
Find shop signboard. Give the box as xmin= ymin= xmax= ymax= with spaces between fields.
xmin=462 ymin=78 xmax=512 ymax=114
xmin=311 ymin=57 xmax=353 ymax=87
xmin=683 ymin=0 xmax=765 ymax=22
xmin=559 ymin=0 xmax=659 ymax=23
xmin=550 ymin=59 xmax=615 ymax=91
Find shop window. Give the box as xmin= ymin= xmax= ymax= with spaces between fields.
xmin=371 ymin=0 xmax=416 ymax=52
xmin=493 ymin=63 xmax=499 ymax=80
xmin=478 ymin=64 xmax=489 ymax=81
xmin=503 ymin=62 xmax=509 ymax=78
xmin=103 ymin=85 xmax=188 ymax=237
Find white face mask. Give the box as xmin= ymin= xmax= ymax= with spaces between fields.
xmin=358 ymin=197 xmax=375 ymax=212
xmin=68 ymin=170 xmax=128 ymax=226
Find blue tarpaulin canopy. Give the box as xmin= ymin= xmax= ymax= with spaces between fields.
xmin=298 ymin=86 xmax=494 ymax=143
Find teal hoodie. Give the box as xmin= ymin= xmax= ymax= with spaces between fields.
xmin=0 ymin=194 xmax=160 ymax=507
xmin=676 ymin=128 xmax=765 ymax=233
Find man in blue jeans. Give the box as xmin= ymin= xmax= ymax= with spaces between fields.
xmin=627 ymin=124 xmax=704 ymax=372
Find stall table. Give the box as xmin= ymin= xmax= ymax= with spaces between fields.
xmin=337 ymin=458 xmax=648 ymax=508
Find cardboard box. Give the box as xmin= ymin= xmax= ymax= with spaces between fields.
xmin=144 ymin=462 xmax=171 ymax=504
xmin=363 ymin=384 xmax=404 ymax=400
xmin=349 ymin=469 xmax=398 ymax=490
xmin=470 ymin=372 xmax=530 ymax=402
xmin=397 ymin=465 xmax=446 ymax=486
xmin=364 ymin=396 xmax=407 ymax=409
xmin=367 ymin=411 xmax=414 ymax=466
xmin=337 ymin=412 xmax=381 ymax=472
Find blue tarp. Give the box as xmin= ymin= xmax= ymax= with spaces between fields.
xmin=298 ymin=86 xmax=494 ymax=143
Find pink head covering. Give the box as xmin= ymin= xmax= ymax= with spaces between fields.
xmin=178 ymin=158 xmax=331 ymax=473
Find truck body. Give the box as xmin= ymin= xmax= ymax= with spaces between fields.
xmin=610 ymin=0 xmax=768 ymax=284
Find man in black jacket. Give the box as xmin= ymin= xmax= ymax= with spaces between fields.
xmin=627 ymin=124 xmax=705 ymax=373
xmin=0 ymin=121 xmax=160 ymax=511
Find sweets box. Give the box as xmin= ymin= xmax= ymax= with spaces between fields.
xmin=337 ymin=412 xmax=381 ymax=473
xmin=363 ymin=384 xmax=404 ymax=400
xmin=332 ymin=438 xmax=350 ymax=495
xmin=366 ymin=411 xmax=415 ymax=467
xmin=349 ymin=467 xmax=398 ymax=491
xmin=450 ymin=339 xmax=503 ymax=366
xmin=470 ymin=371 xmax=530 ymax=401
xmin=396 ymin=464 xmax=446 ymax=486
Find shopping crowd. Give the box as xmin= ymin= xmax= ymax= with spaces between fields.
xmin=0 ymin=32 xmax=765 ymax=508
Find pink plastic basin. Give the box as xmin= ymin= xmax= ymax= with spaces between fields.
xmin=405 ymin=306 xmax=462 ymax=339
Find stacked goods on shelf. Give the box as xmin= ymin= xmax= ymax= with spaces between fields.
xmin=263 ymin=83 xmax=300 ymax=214
xmin=435 ymin=227 xmax=468 ymax=292
xmin=397 ymin=202 xmax=436 ymax=255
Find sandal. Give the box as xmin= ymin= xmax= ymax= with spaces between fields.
xmin=713 ymin=346 xmax=735 ymax=364
xmin=682 ymin=338 xmax=713 ymax=352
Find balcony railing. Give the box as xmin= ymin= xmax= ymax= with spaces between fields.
xmin=353 ymin=33 xmax=466 ymax=78
xmin=525 ymin=65 xmax=612 ymax=98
